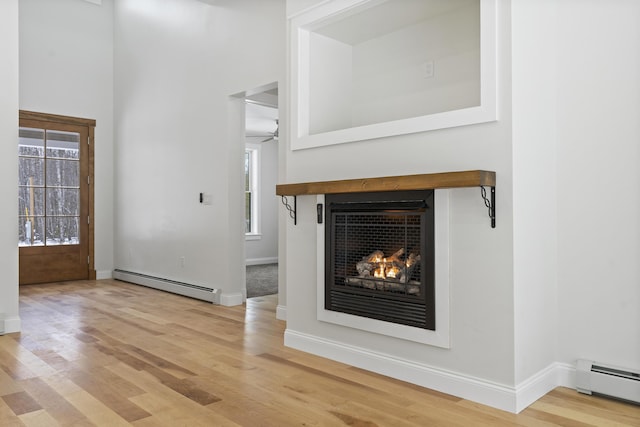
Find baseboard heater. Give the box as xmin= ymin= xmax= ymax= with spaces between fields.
xmin=576 ymin=359 xmax=640 ymax=405
xmin=113 ymin=269 xmax=220 ymax=304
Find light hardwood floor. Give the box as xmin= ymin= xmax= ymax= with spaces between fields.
xmin=1 ymin=280 xmax=638 ymax=426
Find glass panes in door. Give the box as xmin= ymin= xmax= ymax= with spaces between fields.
xmin=19 ymin=127 xmax=81 ymax=247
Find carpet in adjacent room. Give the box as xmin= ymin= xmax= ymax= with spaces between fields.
xmin=246 ymin=263 xmax=278 ymax=298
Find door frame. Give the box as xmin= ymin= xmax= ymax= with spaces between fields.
xmin=19 ymin=110 xmax=96 ymax=282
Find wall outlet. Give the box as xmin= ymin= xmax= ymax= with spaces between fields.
xmin=180 ymin=256 xmax=185 ymax=268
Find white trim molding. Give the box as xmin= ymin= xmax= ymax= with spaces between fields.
xmin=285 ymin=330 xmax=576 ymax=413
xmin=1 ymin=316 xmax=21 ymax=334
xmin=514 ymin=362 xmax=575 ymax=413
xmin=276 ymin=305 xmax=287 ymax=321
xmin=285 ymin=329 xmax=516 ymax=411
xmin=289 ymin=0 xmax=497 ymax=150
xmin=96 ymin=270 xmax=112 ymax=280
xmin=220 ymin=292 xmax=244 ymax=307
xmin=316 ymin=191 xmax=450 ymax=348
xmin=246 ymin=257 xmax=278 ymax=266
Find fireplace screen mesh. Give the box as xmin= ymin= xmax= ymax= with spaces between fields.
xmin=325 ymin=190 xmax=435 ymax=330
xmin=333 ymin=213 xmax=422 ymax=296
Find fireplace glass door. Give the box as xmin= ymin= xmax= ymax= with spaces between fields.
xmin=325 ymin=190 xmax=435 ymax=330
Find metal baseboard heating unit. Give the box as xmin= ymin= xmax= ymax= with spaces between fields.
xmin=576 ymin=359 xmax=640 ymax=405
xmin=113 ymin=269 xmax=220 ymax=304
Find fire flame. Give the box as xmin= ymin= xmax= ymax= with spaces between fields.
xmin=372 ymin=262 xmax=400 ymax=280
xmin=386 ymin=267 xmax=399 ymax=278
xmin=374 ymin=265 xmax=385 ymax=278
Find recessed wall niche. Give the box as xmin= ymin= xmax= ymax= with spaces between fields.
xmin=290 ymin=0 xmax=497 ymax=150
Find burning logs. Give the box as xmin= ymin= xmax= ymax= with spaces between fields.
xmin=346 ymin=249 xmax=421 ymax=295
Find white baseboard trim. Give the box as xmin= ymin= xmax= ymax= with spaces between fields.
xmin=246 ymin=257 xmax=278 ymax=266
xmin=514 ymin=362 xmax=574 ymax=412
xmin=285 ymin=329 xmax=516 ymax=412
xmin=220 ymin=292 xmax=244 ymax=307
xmin=96 ymin=270 xmax=112 ymax=280
xmin=276 ymin=305 xmax=287 ymax=321
xmin=284 ymin=330 xmax=575 ymax=413
xmin=2 ymin=316 xmax=21 ymax=334
xmin=555 ymin=362 xmax=576 ymax=388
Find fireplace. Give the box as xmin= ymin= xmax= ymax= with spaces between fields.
xmin=324 ymin=190 xmax=435 ymax=330
xmin=277 ymin=170 xmax=493 ymax=347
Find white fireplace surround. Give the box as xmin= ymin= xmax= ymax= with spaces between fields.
xmin=315 ymin=190 xmax=450 ymax=348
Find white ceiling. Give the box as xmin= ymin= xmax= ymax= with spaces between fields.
xmin=245 ymin=100 xmax=278 ymax=138
xmin=246 ymin=88 xmax=278 ymax=108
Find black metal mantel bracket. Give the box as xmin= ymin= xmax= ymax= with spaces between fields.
xmin=281 ymin=195 xmax=297 ymax=225
xmin=480 ymin=186 xmax=496 ymax=228
xmin=281 ymin=190 xmax=495 ymax=228
xmin=277 ymin=171 xmax=497 ymax=228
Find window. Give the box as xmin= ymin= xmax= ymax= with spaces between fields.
xmin=19 ymin=127 xmax=81 ymax=247
xmin=245 ymin=145 xmax=259 ymax=236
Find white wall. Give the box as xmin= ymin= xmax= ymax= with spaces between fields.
xmin=308 ymin=32 xmax=353 ymax=134
xmin=245 ymin=138 xmax=279 ymax=264
xmin=513 ymin=0 xmax=640 ymax=380
xmin=114 ymin=0 xmax=285 ymax=303
xmin=554 ymin=0 xmax=640 ymax=371
xmin=284 ymin=0 xmax=640 ymax=412
xmin=350 ymin=1 xmax=480 ymax=127
xmin=510 ymin=0 xmax=640 ymax=390
xmin=0 ymin=0 xmax=20 ymax=333
xmin=19 ymin=0 xmax=115 ymax=278
xmin=511 ymin=0 xmax=558 ymax=387
xmin=285 ymin=0 xmax=516 ymax=388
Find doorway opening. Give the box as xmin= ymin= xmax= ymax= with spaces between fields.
xmin=244 ymin=83 xmax=279 ymax=298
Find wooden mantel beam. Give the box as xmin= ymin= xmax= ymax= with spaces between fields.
xmin=276 ymin=170 xmax=495 ymax=196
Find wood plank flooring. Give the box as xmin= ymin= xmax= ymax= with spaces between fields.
xmin=0 ymin=279 xmax=637 ymax=426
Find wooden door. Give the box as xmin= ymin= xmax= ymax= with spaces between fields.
xmin=18 ymin=111 xmax=95 ymax=284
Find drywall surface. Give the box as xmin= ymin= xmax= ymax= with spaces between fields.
xmin=554 ymin=0 xmax=640 ymax=371
xmin=511 ymin=0 xmax=558 ymax=385
xmin=19 ymin=0 xmax=115 ymax=277
xmin=286 ymin=0 xmax=640 ymax=392
xmin=284 ymin=0 xmax=516 ymax=387
xmin=0 ymin=0 xmax=20 ymax=333
xmin=114 ymin=0 xmax=285 ymax=301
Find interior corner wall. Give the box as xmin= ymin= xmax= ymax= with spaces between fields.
xmin=114 ymin=0 xmax=285 ymax=300
xmin=512 ymin=0 xmax=640 ymax=387
xmin=19 ymin=0 xmax=115 ymax=278
xmin=0 ymin=0 xmax=20 ymax=333
xmin=511 ymin=0 xmax=558 ymax=386
xmin=554 ymin=0 xmax=640 ymax=371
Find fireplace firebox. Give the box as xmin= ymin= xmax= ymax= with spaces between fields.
xmin=325 ymin=190 xmax=435 ymax=330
